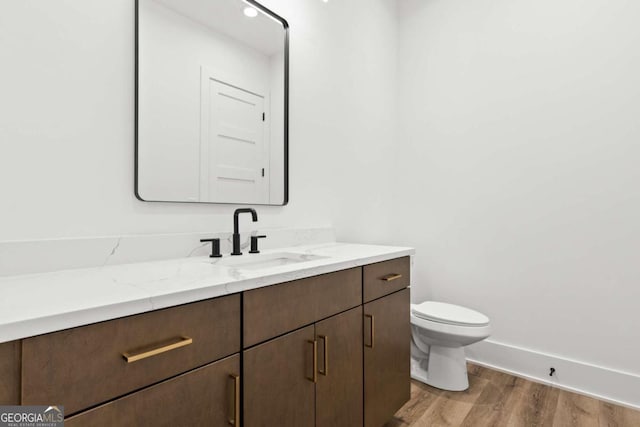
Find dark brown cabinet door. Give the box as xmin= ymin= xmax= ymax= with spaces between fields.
xmin=243 ymin=325 xmax=316 ymax=427
xmin=0 ymin=340 xmax=20 ymax=405
xmin=364 ymin=288 xmax=411 ymax=427
xmin=65 ymin=354 xmax=240 ymax=427
xmin=315 ymin=306 xmax=363 ymax=427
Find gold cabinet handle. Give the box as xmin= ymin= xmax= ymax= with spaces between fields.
xmin=122 ymin=336 xmax=193 ymax=363
xmin=228 ymin=374 xmax=240 ymax=426
xmin=307 ymin=339 xmax=318 ymax=383
xmin=318 ymin=335 xmax=328 ymax=376
xmin=381 ymin=273 xmax=403 ymax=282
xmin=364 ymin=314 xmax=375 ymax=348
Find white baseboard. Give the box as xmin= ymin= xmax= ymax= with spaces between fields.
xmin=465 ymin=339 xmax=640 ymax=411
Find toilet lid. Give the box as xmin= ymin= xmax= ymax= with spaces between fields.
xmin=412 ymin=301 xmax=489 ymax=327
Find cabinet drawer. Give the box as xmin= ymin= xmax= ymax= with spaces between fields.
xmin=65 ymin=354 xmax=240 ymax=427
xmin=243 ymin=268 xmax=362 ymax=347
xmin=363 ymin=257 xmax=410 ymax=303
xmin=0 ymin=340 xmax=20 ymax=405
xmin=23 ymin=294 xmax=240 ymax=415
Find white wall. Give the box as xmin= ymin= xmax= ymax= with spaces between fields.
xmin=0 ymin=0 xmax=397 ymax=242
xmin=397 ymin=0 xmax=640 ymax=403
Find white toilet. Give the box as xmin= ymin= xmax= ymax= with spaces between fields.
xmin=410 ymin=301 xmax=491 ymax=391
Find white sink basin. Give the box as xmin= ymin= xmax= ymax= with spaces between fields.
xmin=213 ymin=252 xmax=328 ymax=271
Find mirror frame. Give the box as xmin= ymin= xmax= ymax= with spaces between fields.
xmin=134 ymin=0 xmax=289 ymax=205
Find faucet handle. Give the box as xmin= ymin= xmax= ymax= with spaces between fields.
xmin=249 ymin=235 xmax=267 ymax=254
xmin=200 ymin=238 xmax=222 ymax=258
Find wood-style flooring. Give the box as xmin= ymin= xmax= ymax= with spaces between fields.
xmin=387 ymin=364 xmax=640 ymax=427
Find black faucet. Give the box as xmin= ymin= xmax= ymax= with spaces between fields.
xmin=231 ymin=208 xmax=258 ymax=255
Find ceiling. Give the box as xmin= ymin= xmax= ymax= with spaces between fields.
xmin=155 ymin=0 xmax=285 ymax=56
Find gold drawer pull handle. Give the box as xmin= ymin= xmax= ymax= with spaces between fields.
xmin=365 ymin=314 xmax=375 ymax=348
xmin=307 ymin=340 xmax=318 ymax=383
xmin=318 ymin=335 xmax=328 ymax=376
xmin=228 ymin=374 xmax=240 ymax=426
xmin=122 ymin=336 xmax=193 ymax=363
xmin=381 ymin=273 xmax=403 ymax=282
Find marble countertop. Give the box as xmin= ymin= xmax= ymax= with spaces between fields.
xmin=0 ymin=242 xmax=414 ymax=343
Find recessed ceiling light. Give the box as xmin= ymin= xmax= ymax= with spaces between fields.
xmin=243 ymin=7 xmax=258 ymax=17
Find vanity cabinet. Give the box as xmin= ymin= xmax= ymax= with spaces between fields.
xmin=8 ymin=255 xmax=410 ymax=426
xmin=0 ymin=340 xmax=20 ymax=405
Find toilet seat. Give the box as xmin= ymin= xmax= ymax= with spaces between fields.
xmin=411 ymin=301 xmax=489 ymax=327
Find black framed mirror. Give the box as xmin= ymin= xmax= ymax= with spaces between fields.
xmin=135 ymin=0 xmax=288 ymax=205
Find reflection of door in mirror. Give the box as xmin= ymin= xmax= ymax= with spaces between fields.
xmin=200 ymin=74 xmax=269 ymax=204
xmin=136 ymin=0 xmax=287 ymax=205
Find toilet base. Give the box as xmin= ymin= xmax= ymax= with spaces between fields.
xmin=411 ymin=344 xmax=469 ymax=391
